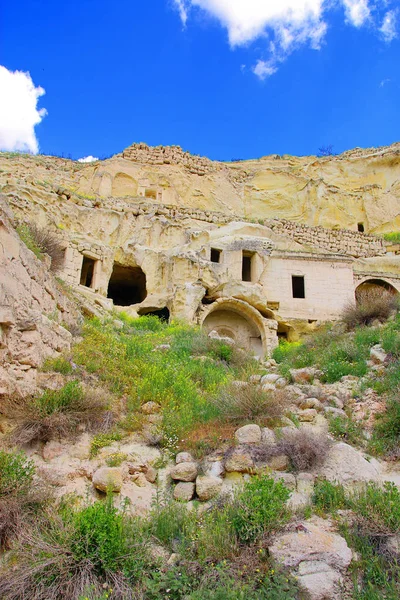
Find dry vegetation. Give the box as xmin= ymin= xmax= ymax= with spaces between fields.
xmin=342 ymin=287 xmax=398 ymax=329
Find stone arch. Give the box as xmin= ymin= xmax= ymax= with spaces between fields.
xmin=355 ymin=277 xmax=400 ymax=300
xmin=111 ymin=173 xmax=138 ymax=197
xmin=200 ymin=298 xmax=275 ymax=358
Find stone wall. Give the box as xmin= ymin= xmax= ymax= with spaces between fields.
xmin=122 ymin=143 xmax=217 ymax=176
xmin=265 ymin=219 xmax=386 ymax=258
xmin=0 ymin=197 xmax=76 ymax=397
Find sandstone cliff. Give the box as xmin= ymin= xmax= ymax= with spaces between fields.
xmin=0 ymin=141 xmax=399 ymax=233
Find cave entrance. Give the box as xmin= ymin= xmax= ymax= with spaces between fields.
xmin=107 ymin=264 xmax=147 ymax=306
xmin=138 ymin=307 xmax=170 ymax=322
xmin=80 ymin=256 xmax=97 ymax=289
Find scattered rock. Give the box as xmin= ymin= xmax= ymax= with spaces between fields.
xmin=297 ymin=560 xmax=343 ymax=600
xmin=300 ymin=398 xmax=322 ymax=411
xmin=42 ymin=440 xmax=64 ymax=462
xmin=370 ymin=345 xmax=387 ymax=365
xmin=170 ymin=462 xmax=198 ymax=482
xmin=141 ymin=401 xmax=161 ymax=414
xmin=174 ymin=482 xmax=195 ymax=501
xmin=267 ymin=454 xmax=289 ymax=471
xmin=196 ymin=475 xmax=223 ymax=501
xmin=275 ymin=377 xmax=288 ymax=389
xmin=176 ymin=451 xmax=194 ymax=464
xmin=225 ymin=448 xmax=254 ymax=473
xmin=234 ymin=424 xmax=262 ymax=444
xmin=92 ymin=467 xmax=123 ymax=493
xmin=290 ymin=368 xmax=316 ymax=384
xmin=298 ymin=408 xmax=318 ymax=422
xmin=261 ymin=427 xmax=277 ymax=446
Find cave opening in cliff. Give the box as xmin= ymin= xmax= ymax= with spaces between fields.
xmin=107 ymin=264 xmax=147 ymax=306
xmin=138 ymin=307 xmax=170 ymax=321
xmin=80 ymin=256 xmax=97 ymax=288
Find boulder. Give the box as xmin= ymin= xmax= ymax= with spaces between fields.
xmin=174 ymin=482 xmax=195 ymax=501
xmin=132 ymin=473 xmax=148 ymax=487
xmin=267 ymin=454 xmax=289 ymax=471
xmin=318 ymin=442 xmax=380 ymax=488
xmin=261 ymin=427 xmax=277 ymax=446
xmin=297 ymin=560 xmax=343 ymax=600
xmin=261 ymin=373 xmax=280 ymax=385
xmin=42 ymin=440 xmax=64 ymax=461
xmin=275 ymin=377 xmax=288 ymax=389
xmin=300 ymin=398 xmax=322 ymax=411
xmin=370 ymin=345 xmax=387 ymax=365
xmin=290 ymin=368 xmax=316 ymax=384
xmin=92 ymin=467 xmax=122 ymax=493
xmin=170 ymin=462 xmax=198 ymax=482
xmin=234 ymin=424 xmax=262 ymax=444
xmin=269 ymin=517 xmax=352 ymax=570
xmin=196 ymin=475 xmax=223 ymax=501
xmin=141 ymin=401 xmax=161 ymax=414
xmin=298 ymin=408 xmax=318 ymax=422
xmin=176 ymin=451 xmax=194 ymax=464
xmin=225 ymin=448 xmax=254 ymax=473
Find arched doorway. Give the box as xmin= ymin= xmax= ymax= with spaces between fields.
xmin=355 ymin=278 xmax=399 ymax=301
xmin=200 ymin=298 xmax=275 ymax=358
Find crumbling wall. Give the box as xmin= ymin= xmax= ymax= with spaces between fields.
xmin=0 ymin=198 xmax=76 ymax=397
xmin=122 ymin=143 xmax=217 ymax=176
xmin=265 ymin=219 xmax=386 ymax=258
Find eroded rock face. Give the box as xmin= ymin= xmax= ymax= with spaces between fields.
xmin=0 ymin=198 xmax=76 ymax=397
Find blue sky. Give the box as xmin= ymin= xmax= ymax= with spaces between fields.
xmin=0 ymin=0 xmax=399 ymax=161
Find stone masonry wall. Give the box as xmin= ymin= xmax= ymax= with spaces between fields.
xmin=265 ymin=219 xmax=386 ymax=259
xmin=122 ymin=143 xmax=217 ymax=176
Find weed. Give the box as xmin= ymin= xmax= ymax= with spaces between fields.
xmin=16 ymin=222 xmax=65 ymax=272
xmin=342 ymin=287 xmax=398 ymax=329
xmin=213 ymin=384 xmax=288 ymax=425
xmin=7 ymin=382 xmax=110 ymax=444
xmin=328 ymin=414 xmax=366 ymax=447
xmin=231 ymin=476 xmax=290 ymax=543
xmin=42 ymin=356 xmax=73 ymax=375
xmin=90 ymin=431 xmax=123 ymax=458
xmin=277 ymin=429 xmax=331 ymax=472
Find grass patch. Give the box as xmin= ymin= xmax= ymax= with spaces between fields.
xmin=16 ymin=222 xmax=65 ymax=272
xmin=72 ymin=317 xmax=257 ymax=452
xmin=7 ymin=381 xmax=111 ymax=444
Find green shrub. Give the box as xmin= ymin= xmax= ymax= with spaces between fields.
xmin=0 ymin=451 xmax=45 ymax=549
xmin=328 ymin=414 xmax=366 ymax=447
xmin=371 ymin=395 xmax=400 ymax=458
xmin=231 ymin=476 xmax=290 ymax=543
xmin=90 ymin=431 xmax=122 ymax=457
xmin=0 ymin=497 xmax=150 ymax=600
xmin=0 ymin=450 xmax=35 ymax=497
xmin=383 ymin=232 xmax=400 ymax=243
xmin=148 ymin=494 xmax=195 ymax=550
xmin=42 ymin=356 xmax=73 ymax=375
xmin=312 ymin=479 xmax=347 ymax=513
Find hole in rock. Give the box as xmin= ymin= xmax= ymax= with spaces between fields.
xmin=138 ymin=307 xmax=170 ymax=321
xmin=80 ymin=256 xmax=97 ymax=288
xmin=107 ymin=264 xmax=147 ymax=306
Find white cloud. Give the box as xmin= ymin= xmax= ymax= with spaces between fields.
xmin=252 ymin=60 xmax=277 ymax=80
xmin=173 ymin=0 xmax=394 ymax=79
xmin=341 ymin=0 xmax=370 ymax=27
xmin=173 ymin=0 xmax=188 ymax=25
xmin=78 ymin=155 xmax=99 ymax=163
xmin=380 ymin=9 xmax=398 ymax=42
xmin=0 ymin=65 xmax=47 ymax=154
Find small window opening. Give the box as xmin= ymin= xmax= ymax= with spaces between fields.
xmin=358 ymin=223 xmax=365 ymax=233
xmin=292 ymin=275 xmax=305 ymax=299
xmin=210 ymin=248 xmax=221 ymax=263
xmin=144 ymin=188 xmax=157 ymax=200
xmin=80 ymin=256 xmax=96 ymax=288
xmin=242 ymin=252 xmax=254 ymax=282
xmin=107 ymin=264 xmax=147 ymax=306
